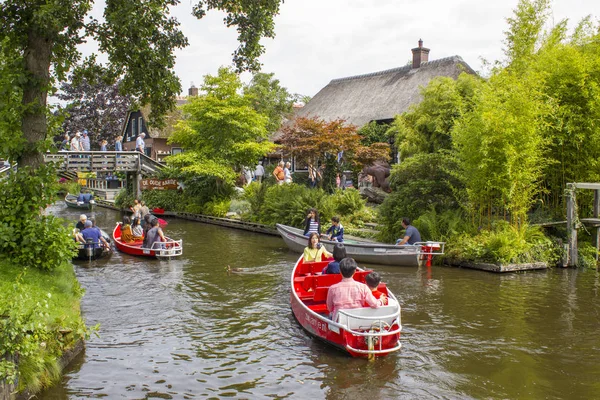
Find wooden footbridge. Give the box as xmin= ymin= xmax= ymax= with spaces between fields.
xmin=44 ymin=151 xmax=165 ymax=197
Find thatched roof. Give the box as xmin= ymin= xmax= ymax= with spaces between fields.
xmin=293 ymin=55 xmax=475 ymax=128
xmin=140 ymin=102 xmax=185 ymax=139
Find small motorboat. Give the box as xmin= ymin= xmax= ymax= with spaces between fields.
xmin=277 ymin=224 xmax=444 ymax=267
xmin=290 ymin=255 xmax=402 ymax=358
xmin=73 ymin=229 xmax=111 ymax=261
xmin=65 ymin=193 xmax=95 ymax=210
xmin=112 ymin=224 xmax=182 ymax=259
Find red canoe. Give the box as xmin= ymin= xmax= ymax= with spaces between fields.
xmin=290 ymin=256 xmax=402 ymax=358
xmin=112 ymin=224 xmax=183 ymax=259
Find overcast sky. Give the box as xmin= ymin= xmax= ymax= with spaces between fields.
xmin=80 ymin=0 xmax=599 ymax=100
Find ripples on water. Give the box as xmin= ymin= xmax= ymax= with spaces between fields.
xmin=40 ymin=203 xmax=600 ymax=399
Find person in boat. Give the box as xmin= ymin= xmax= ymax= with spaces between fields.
xmin=326 ymin=258 xmax=387 ymax=320
xmin=322 ymin=243 xmax=346 ymax=274
xmin=365 ymin=272 xmax=388 ymax=305
xmin=144 ymin=218 xmax=166 ymax=249
xmin=131 ymin=217 xmax=144 ymax=240
xmin=75 ymin=214 xmax=87 ymax=231
xmin=395 ymin=217 xmax=421 ymax=245
xmin=130 ymin=199 xmax=142 ymax=220
xmin=120 ymin=216 xmax=136 ymax=243
xmin=303 ymin=208 xmax=321 ymax=237
xmin=80 ymin=220 xmax=110 ymax=249
xmin=142 ymin=213 xmax=158 ymax=242
xmin=303 ymin=232 xmax=332 ymax=262
xmin=324 ymin=216 xmax=344 ymax=242
xmin=139 ymin=201 xmax=150 ymax=224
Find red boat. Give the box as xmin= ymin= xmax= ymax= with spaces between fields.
xmin=112 ymin=224 xmax=183 ymax=259
xmin=290 ymin=256 xmax=402 ymax=358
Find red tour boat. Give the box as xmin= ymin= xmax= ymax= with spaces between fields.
xmin=290 ymin=256 xmax=402 ymax=358
xmin=112 ymin=224 xmax=183 ymax=259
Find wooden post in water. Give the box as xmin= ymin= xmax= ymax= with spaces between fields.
xmin=566 ymin=183 xmax=577 ymax=267
xmin=594 ymin=190 xmax=600 ymax=262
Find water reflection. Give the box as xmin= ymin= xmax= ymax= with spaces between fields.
xmin=39 ymin=202 xmax=600 ymax=399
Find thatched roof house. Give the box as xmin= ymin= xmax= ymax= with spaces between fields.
xmin=293 ymin=40 xmax=476 ymax=128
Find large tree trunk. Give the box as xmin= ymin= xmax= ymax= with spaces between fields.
xmin=19 ymin=29 xmax=52 ymax=169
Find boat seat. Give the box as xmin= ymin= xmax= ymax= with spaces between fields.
xmin=308 ymin=303 xmax=329 ymax=314
xmin=315 ymin=274 xmax=343 ymax=288
xmin=299 ymin=261 xmax=330 ymax=275
xmin=313 ymin=286 xmax=329 ymax=302
xmin=336 ymin=299 xmax=399 ymax=331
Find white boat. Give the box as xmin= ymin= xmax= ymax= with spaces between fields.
xmin=276 ymin=224 xmax=444 ymax=267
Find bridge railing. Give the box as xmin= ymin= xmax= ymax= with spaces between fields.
xmin=44 ymin=151 xmax=164 ymax=174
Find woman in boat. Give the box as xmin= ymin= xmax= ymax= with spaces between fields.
xmin=120 ymin=216 xmax=135 ymax=243
xmin=322 ymin=243 xmax=346 ymax=274
xmin=303 ymin=208 xmax=321 ymax=237
xmin=303 ymin=232 xmax=332 ymax=262
xmin=131 ymin=217 xmax=143 ymax=240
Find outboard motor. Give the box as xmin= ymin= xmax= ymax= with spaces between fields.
xmin=86 ymin=238 xmax=94 ymax=260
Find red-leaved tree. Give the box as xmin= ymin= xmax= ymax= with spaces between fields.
xmin=278 ymin=116 xmax=389 ymax=190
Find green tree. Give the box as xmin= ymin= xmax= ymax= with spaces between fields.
xmin=0 ymin=0 xmax=282 ymax=169
xmin=452 ymin=68 xmax=548 ymax=227
xmin=244 ymin=72 xmax=294 ymax=133
xmin=357 ymin=121 xmax=392 ymax=146
xmin=167 ymin=67 xmax=274 ymax=186
xmin=388 ymin=73 xmax=482 ymax=160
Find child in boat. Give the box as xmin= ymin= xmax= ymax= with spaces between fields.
xmin=325 ymin=216 xmax=344 ymax=242
xmin=131 ymin=217 xmax=143 ymax=240
xmin=120 ymin=216 xmax=135 ymax=243
xmin=303 ymin=232 xmax=332 ymax=262
xmin=322 ymin=243 xmax=346 ymax=274
xmin=303 ymin=208 xmax=321 ymax=237
xmin=365 ymin=272 xmax=388 ymax=305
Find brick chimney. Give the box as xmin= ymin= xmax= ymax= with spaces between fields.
xmin=411 ymin=39 xmax=430 ymax=69
xmin=188 ymin=82 xmax=198 ymax=97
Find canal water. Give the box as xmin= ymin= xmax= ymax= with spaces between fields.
xmin=41 ymin=203 xmax=600 ymax=399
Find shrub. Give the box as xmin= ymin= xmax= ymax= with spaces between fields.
xmin=577 ymin=243 xmax=599 ymax=269
xmin=258 ymin=183 xmax=333 ymax=227
xmin=114 ymin=189 xmax=134 ymax=210
xmin=203 ymin=199 xmax=231 ymax=217
xmin=0 ymin=167 xmax=77 ymax=271
xmin=446 ymin=221 xmax=561 ymax=265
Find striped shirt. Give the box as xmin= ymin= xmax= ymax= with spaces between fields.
xmin=308 ymin=219 xmax=319 ymax=234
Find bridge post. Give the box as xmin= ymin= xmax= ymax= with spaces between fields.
xmin=566 ymin=183 xmax=577 ymax=267
xmin=594 ymin=190 xmax=600 ymax=262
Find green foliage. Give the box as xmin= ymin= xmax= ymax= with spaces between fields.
xmin=202 ymin=199 xmax=231 ymax=217
xmin=0 ymin=263 xmax=90 ymax=393
xmin=114 ymin=189 xmax=135 ymax=211
xmin=140 ymin=190 xmax=182 ymax=211
xmin=0 ymin=167 xmax=77 ymax=271
xmin=358 ymin=121 xmax=392 ymax=146
xmin=577 ymin=243 xmax=599 ymax=269
xmin=257 ymin=184 xmax=333 ymax=227
xmin=413 ymin=208 xmax=474 ymax=242
xmin=377 ymin=152 xmax=465 ymax=242
xmin=243 ymin=72 xmax=293 ymax=133
xmin=168 ymin=67 xmax=275 ymax=186
xmin=452 ymin=68 xmax=547 ymax=226
xmin=446 ymin=221 xmax=560 ymax=265
xmin=56 ymin=180 xmax=81 ymax=196
xmin=241 ymin=183 xmax=373 ymax=229
xmin=389 ymin=73 xmax=482 ymax=159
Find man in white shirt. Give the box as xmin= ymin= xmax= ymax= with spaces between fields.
xmin=254 ymin=161 xmax=264 ymax=182
xmin=136 ymin=133 xmax=146 ymax=153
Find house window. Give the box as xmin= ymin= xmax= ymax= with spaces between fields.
xmin=138 ymin=117 xmax=143 ymax=134
xmin=171 ymin=147 xmax=183 ymax=155
xmin=131 ymin=118 xmax=137 ymax=137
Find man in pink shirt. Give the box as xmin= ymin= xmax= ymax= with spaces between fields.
xmin=326 ymin=258 xmax=387 ymax=320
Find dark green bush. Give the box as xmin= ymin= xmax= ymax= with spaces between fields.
xmin=0 ymin=167 xmax=77 ymax=271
